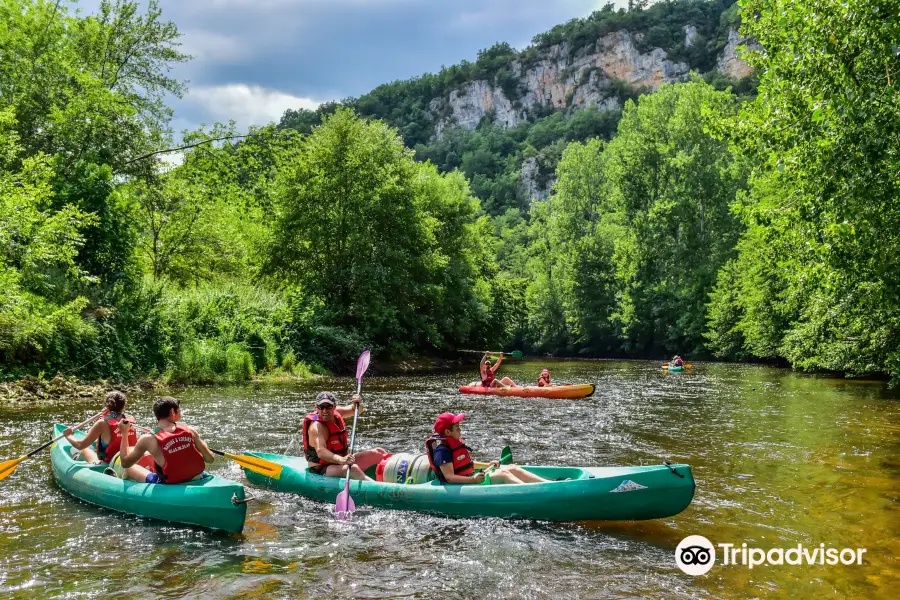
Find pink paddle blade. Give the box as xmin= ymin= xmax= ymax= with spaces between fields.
xmin=335 ymin=489 xmax=356 ymax=519
xmin=356 ymin=349 xmax=371 ymax=383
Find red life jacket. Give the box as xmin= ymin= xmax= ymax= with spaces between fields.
xmin=481 ymin=368 xmax=495 ymax=387
xmin=98 ymin=412 xmax=137 ymax=463
xmin=536 ymin=376 xmax=550 ymax=387
xmin=425 ymin=435 xmax=475 ymax=483
xmin=302 ymin=412 xmax=349 ymax=465
xmin=152 ymin=425 xmax=206 ymax=484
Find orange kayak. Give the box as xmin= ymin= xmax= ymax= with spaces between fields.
xmin=458 ymin=384 xmax=595 ymax=399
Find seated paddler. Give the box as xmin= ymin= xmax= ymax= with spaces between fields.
xmin=116 ymin=396 xmax=215 ymax=484
xmin=302 ymin=391 xmax=388 ymax=481
xmin=425 ymin=412 xmax=551 ymax=485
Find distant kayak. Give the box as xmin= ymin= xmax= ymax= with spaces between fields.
xmin=666 ymin=365 xmax=684 ymax=372
xmin=458 ymin=384 xmax=595 ymax=399
xmin=243 ymin=452 xmax=695 ymax=521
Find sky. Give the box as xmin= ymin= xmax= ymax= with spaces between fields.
xmin=76 ymin=0 xmax=627 ymax=135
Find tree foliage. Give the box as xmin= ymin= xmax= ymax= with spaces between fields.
xmin=705 ymin=0 xmax=900 ymax=376
xmin=264 ymin=109 xmax=497 ymax=354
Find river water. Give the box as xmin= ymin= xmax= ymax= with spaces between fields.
xmin=1 ymin=360 xmax=898 ymax=599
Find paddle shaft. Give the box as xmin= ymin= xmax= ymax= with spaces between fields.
xmin=31 ymin=411 xmax=106 ymax=457
xmin=340 ymin=380 xmax=363 ymax=490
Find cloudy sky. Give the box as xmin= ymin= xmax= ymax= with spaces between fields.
xmin=77 ymin=0 xmax=627 ymax=134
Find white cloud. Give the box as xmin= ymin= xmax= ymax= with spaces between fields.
xmin=187 ymin=84 xmax=322 ymax=129
xmin=179 ymin=30 xmax=247 ymax=62
xmin=159 ymin=152 xmax=185 ymax=169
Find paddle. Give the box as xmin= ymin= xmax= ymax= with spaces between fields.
xmin=130 ymin=424 xmax=283 ymax=480
xmin=335 ymin=349 xmax=372 ymax=519
xmin=0 ymin=411 xmax=106 ymax=482
xmin=474 ymin=445 xmax=513 ymax=470
xmin=461 ymin=350 xmax=524 ymax=359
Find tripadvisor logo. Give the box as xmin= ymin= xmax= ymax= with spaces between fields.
xmin=675 ymin=536 xmax=867 ymax=576
xmin=676 ymin=535 xmax=716 ymax=575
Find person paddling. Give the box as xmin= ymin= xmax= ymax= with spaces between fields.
xmin=302 ymin=391 xmax=388 ymax=481
xmin=62 ymin=391 xmax=147 ymax=480
xmin=425 ymin=413 xmax=551 ymax=485
xmin=536 ymin=369 xmax=551 ymax=387
xmin=480 ymin=352 xmax=518 ymax=388
xmin=116 ymin=396 xmax=215 ymax=484
xmin=672 ymin=355 xmax=685 ymax=367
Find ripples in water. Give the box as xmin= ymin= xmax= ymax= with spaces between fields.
xmin=1 ymin=360 xmax=898 ymax=598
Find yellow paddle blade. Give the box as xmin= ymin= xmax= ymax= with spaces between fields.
xmin=0 ymin=456 xmax=26 ymax=482
xmin=224 ymin=452 xmax=283 ymax=480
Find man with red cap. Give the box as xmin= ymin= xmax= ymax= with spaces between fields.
xmin=536 ymin=369 xmax=551 ymax=387
xmin=425 ymin=412 xmax=551 ymax=485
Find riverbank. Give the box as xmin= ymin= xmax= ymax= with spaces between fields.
xmin=0 ymin=356 xmax=470 ymax=403
xmin=0 ymin=374 xmax=159 ymax=404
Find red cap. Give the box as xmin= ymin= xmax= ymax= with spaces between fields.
xmin=434 ymin=412 xmax=465 ymax=433
xmin=541 ymin=369 xmax=550 ymax=375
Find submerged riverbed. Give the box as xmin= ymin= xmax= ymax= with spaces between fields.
xmin=1 ymin=360 xmax=898 ymax=598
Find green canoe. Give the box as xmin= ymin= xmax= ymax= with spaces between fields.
xmin=667 ymin=365 xmax=684 ymax=372
xmin=50 ymin=424 xmax=247 ymax=533
xmin=243 ymin=453 xmax=695 ymax=521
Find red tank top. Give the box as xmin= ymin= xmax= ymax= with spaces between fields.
xmin=98 ymin=413 xmax=137 ymax=463
xmin=152 ymin=425 xmax=206 ymax=484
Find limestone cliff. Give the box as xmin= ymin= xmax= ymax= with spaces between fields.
xmin=716 ymin=27 xmax=761 ymax=79
xmin=430 ymin=27 xmax=754 ymax=139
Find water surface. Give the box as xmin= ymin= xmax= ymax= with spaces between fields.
xmin=1 ymin=360 xmax=898 ymax=598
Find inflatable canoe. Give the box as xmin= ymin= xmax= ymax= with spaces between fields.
xmin=666 ymin=365 xmax=684 ymax=372
xmin=50 ymin=424 xmax=247 ymax=533
xmin=458 ymin=384 xmax=595 ymax=399
xmin=243 ymin=452 xmax=694 ymax=521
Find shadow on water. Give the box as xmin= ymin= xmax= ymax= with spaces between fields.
xmin=1 ymin=359 xmax=899 ymax=598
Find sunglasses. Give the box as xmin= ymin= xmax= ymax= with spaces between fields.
xmin=316 ymin=404 xmax=335 ymax=410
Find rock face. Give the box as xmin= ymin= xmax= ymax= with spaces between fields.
xmin=521 ymin=156 xmax=551 ymax=202
xmin=437 ymin=80 xmax=522 ymax=132
xmin=432 ymin=30 xmax=693 ymax=137
xmin=716 ymin=27 xmax=761 ymax=80
xmin=684 ymin=25 xmax=699 ymax=48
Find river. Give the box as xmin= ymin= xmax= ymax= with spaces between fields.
xmin=1 ymin=360 xmax=898 ymax=598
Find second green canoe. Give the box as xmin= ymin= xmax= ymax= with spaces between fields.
xmin=243 ymin=453 xmax=695 ymax=521
xmin=51 ymin=424 xmax=248 ymax=533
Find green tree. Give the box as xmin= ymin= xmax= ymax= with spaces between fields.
xmin=264 ymin=108 xmax=495 ymax=353
xmin=605 ymin=79 xmax=748 ymax=355
xmin=706 ymin=0 xmax=900 ymax=376
xmin=0 ymin=108 xmax=97 ymax=370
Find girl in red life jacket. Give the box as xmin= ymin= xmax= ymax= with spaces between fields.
xmin=63 ymin=391 xmax=153 ymax=481
xmin=117 ymin=396 xmax=214 ymax=484
xmin=303 ymin=391 xmax=388 ymax=480
xmin=536 ymin=369 xmax=551 ymax=387
xmin=64 ymin=391 xmax=136 ymax=463
xmin=425 ymin=413 xmax=552 ymax=485
xmin=479 ymin=353 xmax=519 ymax=388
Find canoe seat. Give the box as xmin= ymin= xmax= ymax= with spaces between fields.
xmin=522 ymin=466 xmax=588 ymax=480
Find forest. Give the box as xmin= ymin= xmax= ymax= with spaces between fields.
xmin=1 ymin=0 xmax=897 ymax=383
